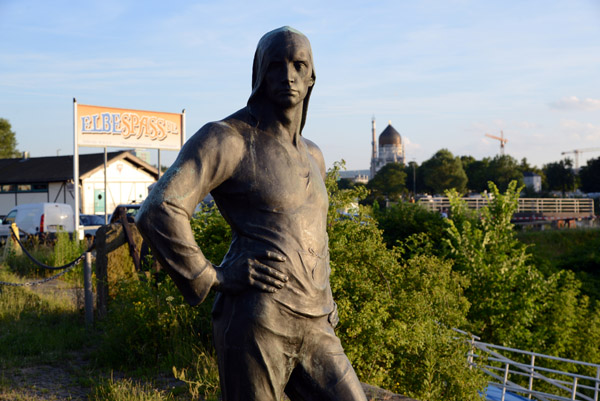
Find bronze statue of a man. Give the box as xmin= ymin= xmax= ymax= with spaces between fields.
xmin=136 ymin=26 xmax=367 ymax=401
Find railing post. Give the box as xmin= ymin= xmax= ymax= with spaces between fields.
xmin=467 ymin=336 xmax=475 ymax=369
xmin=571 ymin=377 xmax=578 ymax=400
xmin=84 ymin=251 xmax=93 ymax=327
xmin=9 ymin=223 xmax=22 ymax=256
xmin=528 ymin=354 xmax=535 ymax=399
xmin=502 ymin=363 xmax=510 ymax=401
xmin=594 ymin=366 xmax=599 ymax=401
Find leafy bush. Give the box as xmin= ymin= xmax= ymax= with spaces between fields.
xmin=444 ymin=181 xmax=600 ymax=368
xmin=327 ymin=162 xmax=485 ymax=400
xmin=373 ymin=200 xmax=448 ymax=257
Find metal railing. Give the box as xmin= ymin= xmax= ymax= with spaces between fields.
xmin=455 ymin=329 xmax=600 ymax=401
xmin=418 ymin=197 xmax=594 ymax=216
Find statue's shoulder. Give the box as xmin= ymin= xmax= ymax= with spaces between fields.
xmin=302 ymin=137 xmax=326 ymax=178
xmin=187 ymin=108 xmax=251 ymax=147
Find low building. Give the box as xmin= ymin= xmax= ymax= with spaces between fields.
xmin=0 ymin=151 xmax=158 ymax=215
xmin=523 ymin=172 xmax=542 ymax=193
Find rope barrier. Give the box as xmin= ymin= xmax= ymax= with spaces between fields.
xmin=0 ymin=261 xmax=81 ymax=287
xmin=0 ymin=226 xmax=96 ymax=287
xmin=8 ymin=225 xmax=95 ymax=270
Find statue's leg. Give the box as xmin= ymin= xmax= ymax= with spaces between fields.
xmin=284 ymin=315 xmax=367 ymax=401
xmin=212 ymin=294 xmax=301 ymax=401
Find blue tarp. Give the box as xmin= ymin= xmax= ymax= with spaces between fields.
xmin=485 ymin=385 xmax=530 ymax=401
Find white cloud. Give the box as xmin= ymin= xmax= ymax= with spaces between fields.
xmin=550 ymin=96 xmax=600 ymax=111
xmin=559 ymin=119 xmax=600 ymax=141
xmin=403 ymin=136 xmax=421 ymax=150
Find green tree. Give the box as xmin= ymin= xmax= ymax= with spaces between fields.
xmin=420 ymin=149 xmax=467 ymax=194
xmin=463 ymin=157 xmax=490 ymax=193
xmin=374 ymin=201 xmax=447 ymax=257
xmin=579 ymin=157 xmax=600 ymax=193
xmin=543 ymin=159 xmax=575 ymax=194
xmin=445 ymin=181 xmax=545 ymax=346
xmin=0 ymin=118 xmax=20 ymax=158
xmin=486 ymin=155 xmax=523 ymax=192
xmin=366 ymin=162 xmax=407 ymax=202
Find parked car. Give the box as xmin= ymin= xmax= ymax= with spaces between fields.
xmin=109 ymin=204 xmax=142 ymax=224
xmin=80 ymin=214 xmax=106 ymax=238
xmin=0 ymin=203 xmax=75 ymax=245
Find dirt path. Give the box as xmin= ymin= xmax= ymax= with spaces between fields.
xmin=1 ymin=353 xmax=91 ymax=400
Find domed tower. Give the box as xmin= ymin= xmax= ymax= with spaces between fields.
xmin=370 ymin=119 xmax=405 ymax=179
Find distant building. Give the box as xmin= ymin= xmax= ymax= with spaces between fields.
xmin=370 ymin=117 xmax=404 ymax=179
xmin=523 ymin=172 xmax=542 ymax=193
xmin=0 ymin=151 xmax=158 ymax=215
xmin=339 ymin=170 xmax=370 ymax=184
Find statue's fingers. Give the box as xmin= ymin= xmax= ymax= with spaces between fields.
xmin=249 ymin=275 xmax=281 ymax=292
xmin=263 ymin=250 xmax=286 ymax=262
xmin=253 ymin=261 xmax=288 ymax=282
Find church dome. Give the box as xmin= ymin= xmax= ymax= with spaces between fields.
xmin=379 ymin=123 xmax=401 ymax=146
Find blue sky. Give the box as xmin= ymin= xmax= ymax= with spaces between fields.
xmin=1 ymin=0 xmax=600 ymax=171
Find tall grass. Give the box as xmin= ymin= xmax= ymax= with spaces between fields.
xmin=0 ymin=269 xmax=89 ymax=367
xmin=89 ymin=375 xmax=174 ymax=401
xmin=94 ymin=274 xmax=220 ymax=400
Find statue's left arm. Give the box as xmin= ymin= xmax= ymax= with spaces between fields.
xmin=136 ymin=123 xmax=242 ymax=305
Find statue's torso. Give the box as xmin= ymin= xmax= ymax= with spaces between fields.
xmin=211 ymin=116 xmax=333 ymax=316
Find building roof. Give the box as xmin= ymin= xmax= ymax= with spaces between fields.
xmin=379 ymin=123 xmax=402 ymax=146
xmin=0 ymin=151 xmax=159 ymax=184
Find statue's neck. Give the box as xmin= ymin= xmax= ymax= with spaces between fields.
xmin=251 ymin=102 xmax=303 ymax=145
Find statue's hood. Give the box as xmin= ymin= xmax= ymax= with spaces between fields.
xmin=247 ymin=26 xmax=315 ymax=135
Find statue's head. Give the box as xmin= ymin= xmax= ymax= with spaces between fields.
xmin=248 ymin=26 xmax=316 ymax=134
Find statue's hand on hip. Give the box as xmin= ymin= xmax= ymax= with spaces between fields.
xmin=214 ymin=250 xmax=288 ymax=294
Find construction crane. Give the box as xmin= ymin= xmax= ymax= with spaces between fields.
xmin=485 ymin=131 xmax=508 ymax=155
xmin=561 ymin=147 xmax=600 ymax=170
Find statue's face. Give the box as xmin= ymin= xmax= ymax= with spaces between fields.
xmin=262 ymin=35 xmax=314 ymax=109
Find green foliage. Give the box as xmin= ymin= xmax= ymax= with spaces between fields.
xmin=444 ymin=181 xmax=600 ymax=365
xmin=96 ymin=207 xmax=228 ymax=399
xmin=486 ymin=155 xmax=524 ymax=192
xmin=420 ymin=149 xmax=468 ymax=194
xmin=445 ymin=181 xmax=544 ymax=345
xmin=373 ymin=200 xmax=447 ymax=257
xmin=580 ymin=156 xmax=600 ymax=193
xmin=0 ymin=118 xmax=19 ymax=158
xmin=543 ymin=158 xmax=576 ymax=194
xmin=2 ymin=231 xmax=86 ymax=284
xmin=366 ymin=162 xmax=407 ymax=202
xmin=190 ymin=203 xmax=232 ymax=265
xmin=326 ymin=162 xmax=485 ymax=400
xmin=518 ymin=228 xmax=600 ymax=301
xmin=96 ymin=277 xmax=213 ymax=368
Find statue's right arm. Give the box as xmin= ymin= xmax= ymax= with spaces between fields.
xmin=136 ymin=122 xmax=243 ymax=306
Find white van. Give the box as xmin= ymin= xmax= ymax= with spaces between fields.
xmin=0 ymin=203 xmax=75 ymax=244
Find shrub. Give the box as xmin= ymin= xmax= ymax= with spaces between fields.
xmin=327 ymin=162 xmax=485 ymax=400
